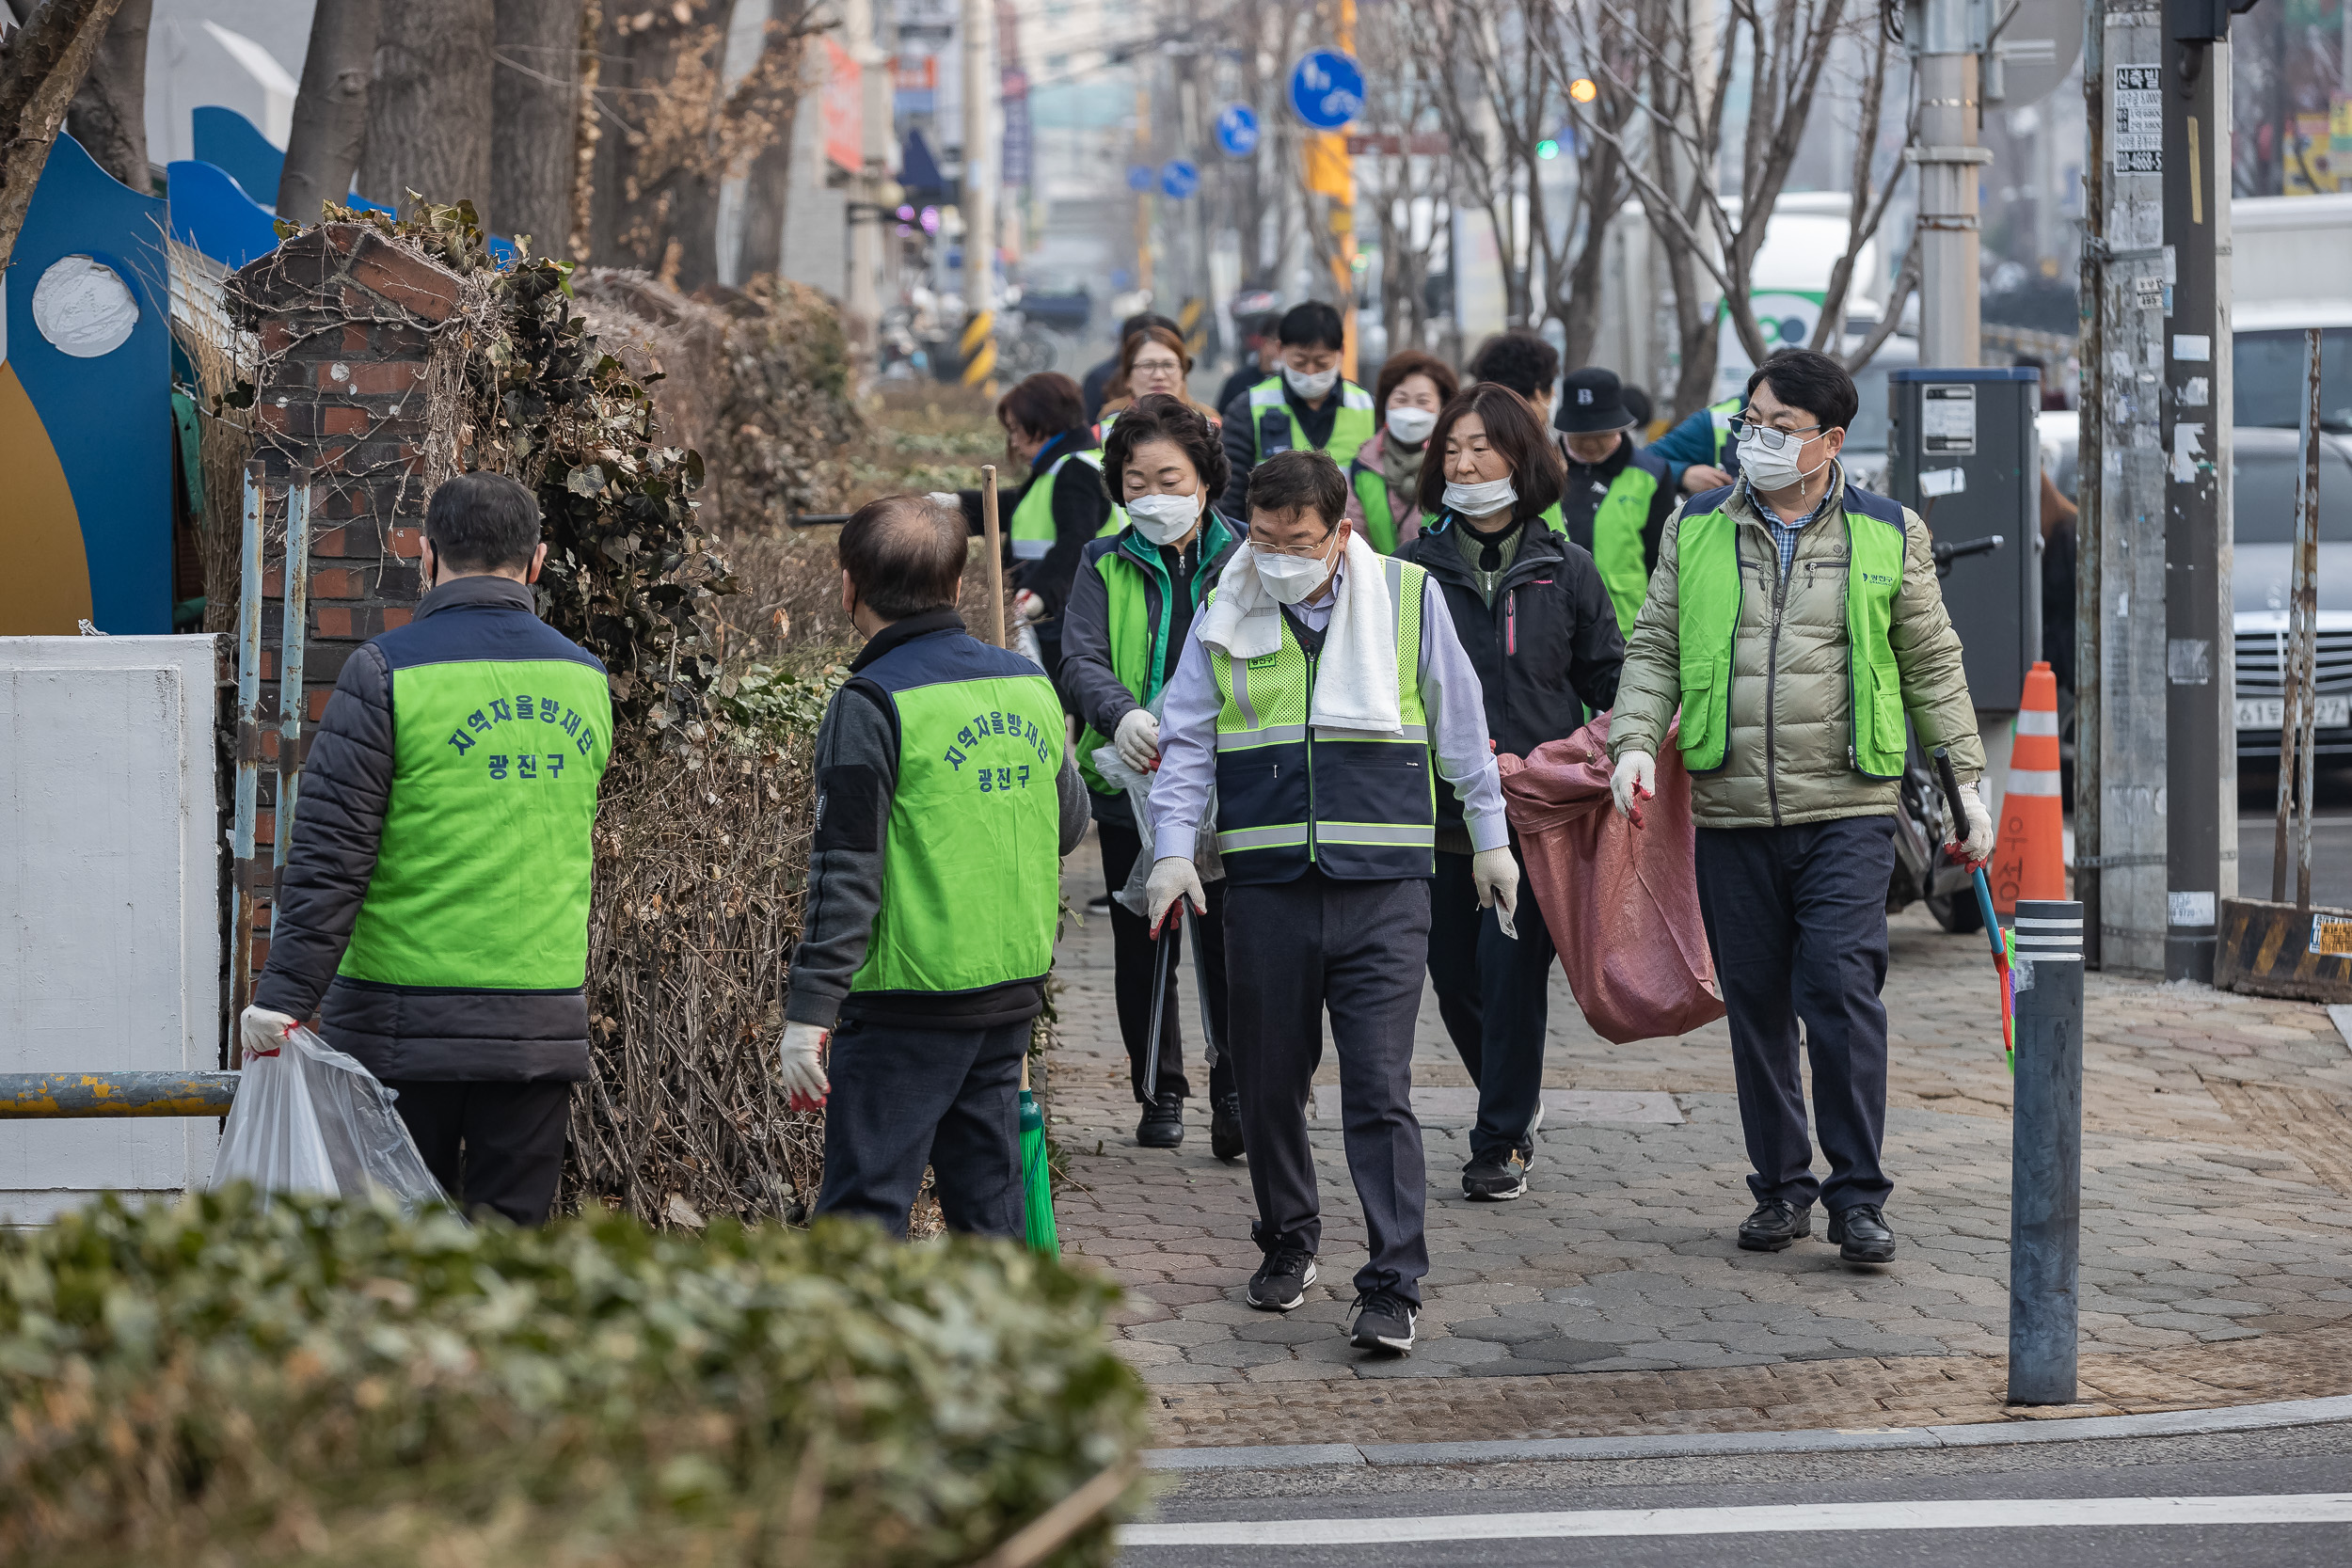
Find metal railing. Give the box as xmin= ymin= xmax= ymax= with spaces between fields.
xmin=0 ymin=1072 xmax=240 ymax=1119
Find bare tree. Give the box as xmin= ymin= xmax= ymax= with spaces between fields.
xmin=1534 ymin=0 xmax=1646 ymax=367
xmin=0 ymin=0 xmax=125 ymax=273
xmin=583 ymin=2 xmax=811 ymax=293
xmin=1805 ymin=10 xmax=1908 ymax=363
xmin=494 ymin=0 xmax=583 ymax=255
xmin=1410 ymin=2 xmax=1556 ymax=329
xmin=63 ymin=0 xmax=147 ymax=189
xmin=1578 ymin=0 xmax=1859 ymax=409
xmin=279 ymin=0 xmax=381 ymax=221
xmin=360 ymin=0 xmax=496 ymax=227
xmin=1350 ymin=0 xmax=1453 ymax=356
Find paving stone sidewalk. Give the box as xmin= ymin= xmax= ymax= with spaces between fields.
xmin=1043 ymin=834 xmax=2352 ymax=1445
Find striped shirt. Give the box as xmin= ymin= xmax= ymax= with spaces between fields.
xmin=1740 ymin=466 xmax=1843 ymax=579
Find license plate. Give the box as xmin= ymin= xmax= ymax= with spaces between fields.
xmin=2237 ymin=696 xmax=2351 ymax=729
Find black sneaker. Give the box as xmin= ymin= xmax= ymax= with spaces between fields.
xmin=1828 ymin=1203 xmax=1897 ymax=1264
xmin=1348 ymin=1290 xmax=1418 ymax=1353
xmin=1462 ymin=1149 xmax=1530 ymax=1201
xmin=1737 ymin=1198 xmax=1813 ymax=1252
xmin=1136 ymin=1094 xmax=1184 ymax=1148
xmin=1210 ymin=1092 xmax=1246 ymax=1162
xmin=1248 ymin=1247 xmax=1317 ymax=1311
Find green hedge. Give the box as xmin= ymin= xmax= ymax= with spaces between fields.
xmin=0 ymin=1190 xmax=1148 ymax=1566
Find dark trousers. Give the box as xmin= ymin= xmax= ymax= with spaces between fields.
xmin=814 ymin=1018 xmax=1027 ymax=1240
xmin=384 ymin=1079 xmax=573 ymax=1227
xmin=1099 ymin=818 xmax=1234 ymax=1106
xmin=1693 ymin=816 xmax=1897 ymax=1215
xmin=1426 ymin=845 xmax=1556 ymax=1164
xmin=1226 ymin=869 xmax=1430 ymax=1305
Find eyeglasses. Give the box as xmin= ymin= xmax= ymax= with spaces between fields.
xmin=1251 ymin=533 xmax=1336 ymax=558
xmin=1132 ymin=357 xmax=1184 ymax=375
xmin=1728 ymin=416 xmax=1824 ymax=451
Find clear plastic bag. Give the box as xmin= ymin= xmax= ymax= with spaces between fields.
xmin=1089 ymin=733 xmax=1222 ymax=916
xmin=210 ymin=1024 xmax=448 ymax=1210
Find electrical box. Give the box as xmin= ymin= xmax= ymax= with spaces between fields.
xmin=1886 ymin=367 xmax=2042 ymax=711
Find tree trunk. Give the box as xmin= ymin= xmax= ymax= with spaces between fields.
xmin=736 ymin=114 xmax=795 ymax=279
xmin=0 ymin=0 xmax=124 ymax=275
xmin=359 ymin=0 xmax=496 ymax=226
xmin=1556 ymin=143 xmax=1621 ymax=370
xmin=278 ymin=0 xmax=380 ymax=220
xmin=493 ymin=0 xmax=581 ymax=256
xmin=63 ymin=0 xmax=148 ymax=190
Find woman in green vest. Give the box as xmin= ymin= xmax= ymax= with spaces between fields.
xmin=1058 ymin=393 xmax=1246 ymax=1157
xmin=954 ymin=373 xmax=1118 ymax=682
xmin=1343 ymin=349 xmax=1458 ymax=553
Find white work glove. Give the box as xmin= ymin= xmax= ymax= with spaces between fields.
xmin=1012 ymin=589 xmax=1047 ymax=625
xmin=926 ymin=491 xmax=961 ymax=511
xmin=1113 ymin=708 xmax=1161 ymax=771
xmin=1951 ymin=784 xmax=1995 ymax=868
xmin=1611 ymin=750 xmax=1657 ymax=828
xmin=238 ymin=1005 xmax=297 ymax=1061
xmin=1144 ymin=855 xmax=1206 ymax=937
xmin=778 ymin=1022 xmax=831 ymax=1112
xmin=1470 ymin=846 xmax=1521 ymax=941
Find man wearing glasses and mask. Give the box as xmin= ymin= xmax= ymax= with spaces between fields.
xmin=1143 ymin=449 xmax=1516 ymax=1357
xmin=1605 ymin=350 xmax=1995 ymax=1268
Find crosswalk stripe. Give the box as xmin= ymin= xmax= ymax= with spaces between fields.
xmin=1119 ymin=1492 xmax=2352 ymax=1547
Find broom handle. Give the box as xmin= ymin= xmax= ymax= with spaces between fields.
xmin=980 ymin=465 xmax=1008 ymax=650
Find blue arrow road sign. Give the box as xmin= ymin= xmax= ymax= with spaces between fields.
xmin=1160 ymin=160 xmax=1200 ymax=199
xmin=1288 ymin=50 xmax=1363 ymax=131
xmin=1126 ymin=164 xmax=1154 ymax=193
xmin=1215 ymin=103 xmax=1261 ymax=158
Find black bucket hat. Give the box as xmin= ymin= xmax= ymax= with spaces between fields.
xmin=1555 ymin=366 xmax=1632 ymax=435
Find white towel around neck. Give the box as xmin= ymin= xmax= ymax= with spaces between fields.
xmin=1196 ymin=531 xmax=1402 ymax=736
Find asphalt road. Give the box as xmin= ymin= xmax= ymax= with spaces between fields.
xmin=2236 ymin=762 xmax=2352 ymax=910
xmin=1120 ymin=1423 xmax=2352 ymax=1567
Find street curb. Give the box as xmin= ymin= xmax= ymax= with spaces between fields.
xmin=1139 ymin=1392 xmax=2352 ymax=1472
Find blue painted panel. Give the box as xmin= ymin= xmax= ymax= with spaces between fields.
xmin=192 ymin=105 xmax=284 ymax=214
xmin=6 ymin=135 xmax=173 ymax=634
xmin=167 ymin=160 xmax=281 ymax=269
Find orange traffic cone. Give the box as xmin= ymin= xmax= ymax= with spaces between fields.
xmin=1989 ymin=661 xmax=2067 ymax=917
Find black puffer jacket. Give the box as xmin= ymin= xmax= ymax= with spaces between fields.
xmin=1398 ymin=515 xmax=1625 ymax=825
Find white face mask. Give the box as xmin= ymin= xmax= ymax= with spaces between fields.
xmin=1282 ymin=362 xmax=1340 ymax=400
xmin=1385 ymin=406 xmax=1438 ymax=446
xmin=1442 ymin=475 xmax=1518 ymax=518
xmin=1125 ymin=489 xmax=1201 ymax=546
xmin=1737 ymin=426 xmax=1827 ymax=492
xmin=1252 ymin=534 xmax=1340 ymax=605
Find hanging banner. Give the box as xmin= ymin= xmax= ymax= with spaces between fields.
xmin=822 ymin=39 xmax=863 ymax=174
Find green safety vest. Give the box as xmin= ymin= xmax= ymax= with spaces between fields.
xmin=1350 ymin=461 xmax=1401 ymax=553
xmin=1209 ymin=555 xmax=1435 ymax=884
xmin=1073 ymin=515 xmax=1239 ymax=795
xmin=1009 ymin=446 xmax=1127 ymax=560
xmin=1708 ymin=396 xmax=1742 ymax=465
xmin=1247 ymin=376 xmax=1376 ymax=469
xmin=341 ymin=652 xmax=612 ymax=990
xmin=1673 ymin=490 xmax=1912 ymax=781
xmin=847 ymin=630 xmax=1064 ymax=999
xmin=1591 ymin=463 xmax=1660 ymax=636
xmin=1524 ymin=461 xmax=1653 ymax=633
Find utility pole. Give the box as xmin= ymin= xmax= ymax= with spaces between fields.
xmin=1136 ymin=85 xmax=1154 ymax=300
xmin=2082 ymin=0 xmax=2169 ymax=974
xmin=1909 ymin=0 xmax=1991 ymax=367
xmin=2159 ymin=0 xmax=2235 ymax=982
xmin=961 ymin=0 xmax=994 ymax=322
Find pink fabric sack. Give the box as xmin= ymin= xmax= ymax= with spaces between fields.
xmin=1499 ymin=713 xmax=1725 ymax=1043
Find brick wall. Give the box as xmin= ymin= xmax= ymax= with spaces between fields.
xmin=229 ymin=226 xmax=463 ymax=978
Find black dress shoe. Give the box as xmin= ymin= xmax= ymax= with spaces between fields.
xmin=1210 ymin=1092 xmax=1246 ymax=1161
xmin=1737 ymin=1198 xmax=1813 ymax=1252
xmin=1828 ymin=1203 xmax=1897 ymax=1263
xmin=1136 ymin=1094 xmax=1184 ymax=1148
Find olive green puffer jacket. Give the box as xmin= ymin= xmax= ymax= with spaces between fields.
xmin=1609 ymin=465 xmax=1985 ymax=830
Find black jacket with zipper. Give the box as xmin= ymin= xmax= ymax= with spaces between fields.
xmin=1398 ymin=515 xmax=1625 ymax=827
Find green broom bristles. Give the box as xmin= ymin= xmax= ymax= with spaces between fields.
xmin=1019 ymin=1087 xmax=1058 ymax=1256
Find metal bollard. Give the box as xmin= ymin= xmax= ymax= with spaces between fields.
xmin=2008 ymin=898 xmax=2085 ymax=1403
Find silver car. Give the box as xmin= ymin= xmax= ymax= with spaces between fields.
xmin=2042 ymin=414 xmax=2350 ymax=761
